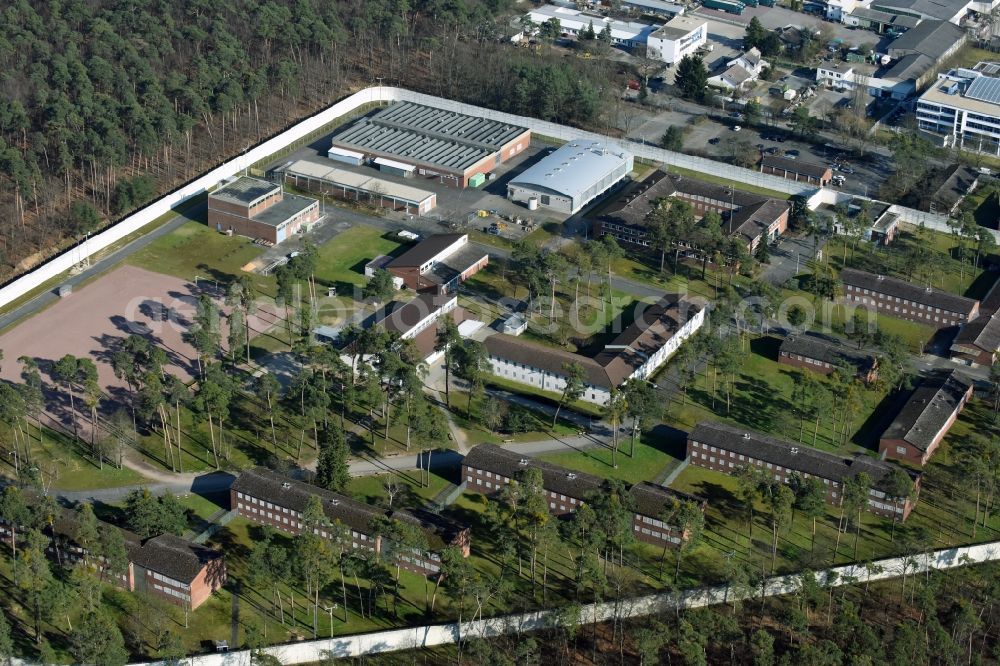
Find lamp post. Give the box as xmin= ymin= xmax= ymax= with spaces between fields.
xmin=323 ymin=604 xmax=338 ymax=638
xmin=8 ymin=449 xmax=17 ymax=475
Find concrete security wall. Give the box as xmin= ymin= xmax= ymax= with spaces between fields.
xmin=34 ymin=537 xmax=984 ymax=666
xmin=1 ymin=84 xmax=986 ymax=315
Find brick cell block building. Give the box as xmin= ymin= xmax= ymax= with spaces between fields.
xmin=840 ymin=267 xmax=980 ymax=328
xmin=208 ymin=176 xmax=319 ymax=244
xmin=462 ymin=443 xmax=702 ymax=549
xmin=385 ymin=234 xmax=488 ymax=295
xmin=595 ymin=170 xmax=790 ymax=254
xmin=878 ymin=369 xmax=973 ymax=466
xmin=231 ymin=467 xmax=470 ymax=576
xmin=950 ymin=314 xmax=1000 ymax=366
xmin=760 ymin=155 xmax=833 ymax=187
xmin=687 ymin=421 xmax=920 ymax=520
xmin=1 ymin=509 xmax=225 ymax=610
xmin=329 ymin=101 xmax=531 ymax=188
xmin=778 ymin=333 xmax=879 ymax=383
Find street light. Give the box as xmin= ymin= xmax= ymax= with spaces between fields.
xmin=7 ymin=449 xmax=18 ymax=475
xmin=323 ymin=604 xmax=338 ymax=637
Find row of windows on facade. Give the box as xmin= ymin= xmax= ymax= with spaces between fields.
xmin=845 ymin=285 xmax=964 ymax=316
xmin=152 ymin=583 xmax=191 ymax=602
xmin=689 ymin=442 xmax=898 ymax=503
xmin=782 ymin=352 xmax=832 ymax=368
xmin=150 ymin=570 xmax=186 ymax=590
xmin=490 ymin=359 xmax=605 ymax=401
xmin=237 ymin=502 xmax=372 ymax=548
xmin=635 ymin=525 xmax=682 ymax=543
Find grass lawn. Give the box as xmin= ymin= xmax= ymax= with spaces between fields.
xmin=312 ymin=225 xmax=405 ymax=293
xmin=668 ymin=165 xmax=792 ymax=200
xmin=346 ymin=471 xmax=453 ymax=510
xmin=664 ymin=335 xmax=889 ymax=454
xmin=827 ymin=225 xmax=987 ymax=299
xmin=127 ymin=220 xmax=274 ymax=295
xmin=536 ymin=429 xmax=684 ymax=484
xmin=446 ymin=387 xmax=584 ymax=445
xmin=1 ymin=425 xmax=145 ymax=491
xmin=817 ymin=302 xmax=935 ymax=354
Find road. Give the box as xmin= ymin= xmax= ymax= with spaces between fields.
xmin=0 ymin=204 xmax=203 ymax=332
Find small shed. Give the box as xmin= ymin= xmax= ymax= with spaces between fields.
xmin=365 ymin=255 xmax=393 ymax=278
xmin=327 ymin=146 xmax=365 ymax=166
xmin=500 ymin=313 xmax=528 ymax=336
xmin=374 ymin=157 xmax=415 ymax=178
xmin=468 ymin=173 xmax=487 ymax=188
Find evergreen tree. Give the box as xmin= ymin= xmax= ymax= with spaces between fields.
xmin=70 ymin=611 xmax=128 ymax=666
xmin=315 ymin=426 xmax=351 ymax=492
xmin=675 ymin=55 xmax=708 ymax=101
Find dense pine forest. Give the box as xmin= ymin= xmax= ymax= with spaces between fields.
xmin=0 ymin=0 xmax=619 ymax=281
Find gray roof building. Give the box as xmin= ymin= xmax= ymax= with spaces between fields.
xmin=131 ymin=534 xmax=224 ymax=585
xmin=951 ymin=315 xmax=1000 ymax=356
xmin=688 ymin=421 xmax=907 ymax=491
xmin=723 ymin=199 xmax=791 ymax=246
xmin=780 ymin=333 xmax=878 ymax=375
xmin=887 ymin=19 xmax=967 ymax=58
xmin=880 ymin=369 xmax=973 ymax=452
xmin=462 ymin=443 xmax=604 ymax=499
xmin=508 ymin=140 xmax=634 ymax=214
xmin=253 ymin=193 xmax=318 ymax=228
xmin=873 ymin=0 xmax=969 ymax=23
xmin=329 ymin=102 xmax=530 ymax=178
xmin=840 ymin=267 xmax=979 ymax=315
xmin=628 ymin=481 xmax=702 ymax=519
xmin=760 ymin=155 xmax=831 ymax=180
xmin=210 ymin=177 xmax=279 ymax=207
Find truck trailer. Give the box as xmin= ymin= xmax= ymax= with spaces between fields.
xmin=702 ymin=0 xmax=745 ymax=14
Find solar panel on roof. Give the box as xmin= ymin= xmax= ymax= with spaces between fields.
xmin=964 ymin=76 xmax=1000 ymax=105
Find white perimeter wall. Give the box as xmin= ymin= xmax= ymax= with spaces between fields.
xmin=3 ymin=538 xmax=980 ymax=666
xmin=0 ymin=85 xmax=980 ymax=315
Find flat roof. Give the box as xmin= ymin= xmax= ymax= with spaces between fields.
xmin=211 ymin=176 xmax=279 ymax=207
xmin=509 ymin=140 xmax=633 ymax=203
xmin=285 ymin=159 xmax=435 ymax=205
xmin=374 ymin=156 xmax=416 ymax=172
xmin=651 ymin=15 xmax=705 ymax=39
xmin=253 ymin=192 xmax=316 ymax=228
xmin=761 ymin=155 xmax=831 ymax=179
xmin=329 ymin=146 xmax=365 ymax=160
xmin=528 ymin=5 xmax=660 ymax=41
xmin=330 ymin=101 xmax=529 ymax=174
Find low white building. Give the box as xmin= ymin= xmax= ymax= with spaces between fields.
xmin=507 ymin=140 xmax=634 ymax=214
xmin=483 ymin=297 xmax=705 ymax=406
xmin=646 ymin=16 xmax=707 ymax=64
xmin=917 ymin=64 xmax=1000 ymax=154
xmin=827 ymin=0 xmax=871 ymax=22
xmin=815 ymin=60 xmax=915 ymax=99
xmin=525 ymin=5 xmax=659 ymax=47
xmin=708 ymin=48 xmax=768 ymax=91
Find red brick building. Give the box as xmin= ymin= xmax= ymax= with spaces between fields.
xmin=840 ymin=267 xmax=980 ymax=328
xmin=687 ymin=421 xmax=920 ymax=520
xmin=208 ymin=176 xmax=319 ymax=244
xmin=386 ymin=234 xmax=488 ymax=295
xmin=760 ymin=155 xmax=832 ymax=186
xmin=1 ymin=509 xmax=225 ymax=610
xmin=878 ymin=369 xmax=973 ymax=466
xmin=462 ymin=444 xmax=704 ymax=548
xmin=329 ymin=102 xmax=531 ymax=188
xmin=231 ymin=467 xmax=470 ymax=575
xmin=778 ymin=333 xmax=878 ymax=383
xmin=594 ymin=170 xmax=790 ymax=254
xmin=950 ymin=315 xmax=1000 ymax=366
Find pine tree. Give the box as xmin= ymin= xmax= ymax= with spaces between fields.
xmin=315 ymin=426 xmax=351 ymax=492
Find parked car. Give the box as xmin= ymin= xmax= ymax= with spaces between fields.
xmin=709 ymin=137 xmax=721 ymax=145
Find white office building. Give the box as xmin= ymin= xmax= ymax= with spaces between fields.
xmin=646 ymin=16 xmax=707 ymax=64
xmin=916 ymin=64 xmax=1000 ymax=154
xmin=524 ymin=5 xmax=659 ymax=47
xmin=507 ymin=140 xmax=634 ymax=214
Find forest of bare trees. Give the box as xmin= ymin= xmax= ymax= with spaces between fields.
xmin=0 ymin=0 xmax=623 ymax=282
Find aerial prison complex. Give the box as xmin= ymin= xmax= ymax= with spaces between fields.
xmin=328 ymin=101 xmax=531 ymax=188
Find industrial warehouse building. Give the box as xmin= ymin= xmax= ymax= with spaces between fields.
xmin=646 ymin=16 xmax=707 ymax=64
xmin=328 ymin=102 xmax=531 ymax=188
xmin=283 ymin=159 xmax=436 ymax=215
xmin=207 ymin=176 xmax=319 ymax=244
xmin=507 ymin=140 xmax=634 ymax=214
